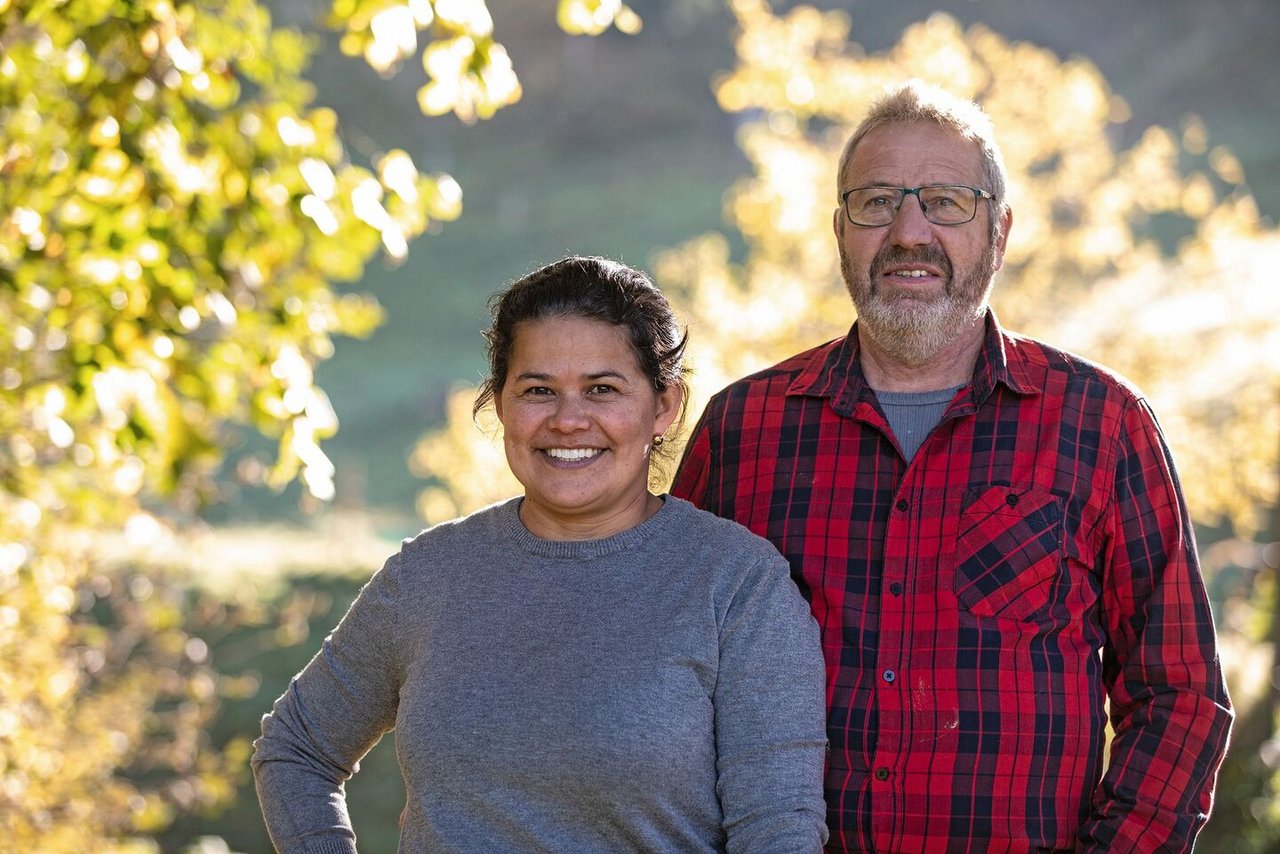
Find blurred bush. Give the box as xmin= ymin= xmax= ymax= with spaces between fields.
xmin=0 ymin=0 xmax=609 ymax=846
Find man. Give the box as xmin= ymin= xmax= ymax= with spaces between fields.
xmin=672 ymin=81 xmax=1233 ymax=852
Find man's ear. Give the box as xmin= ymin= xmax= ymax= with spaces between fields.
xmin=993 ymin=206 xmax=1013 ymax=271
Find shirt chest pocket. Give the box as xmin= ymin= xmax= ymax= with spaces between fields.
xmin=954 ymin=486 xmax=1065 ymax=623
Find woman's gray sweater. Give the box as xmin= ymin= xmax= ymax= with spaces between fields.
xmin=252 ymin=495 xmax=828 ymax=853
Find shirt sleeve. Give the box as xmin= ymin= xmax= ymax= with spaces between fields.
xmin=1080 ymin=397 xmax=1234 ymax=852
xmin=714 ymin=551 xmax=829 ymax=853
xmin=672 ymin=404 xmax=714 ymax=508
xmin=251 ymin=554 xmax=407 ymax=854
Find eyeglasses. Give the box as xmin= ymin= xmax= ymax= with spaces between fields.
xmin=840 ymin=184 xmax=995 ymax=227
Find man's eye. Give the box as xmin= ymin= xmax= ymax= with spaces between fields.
xmin=866 ymin=195 xmax=894 ymax=207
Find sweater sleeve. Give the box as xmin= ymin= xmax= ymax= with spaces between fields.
xmin=714 ymin=551 xmax=829 ymax=853
xmin=251 ymin=553 xmax=407 ymax=854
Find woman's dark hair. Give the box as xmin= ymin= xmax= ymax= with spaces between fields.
xmin=474 ymin=255 xmax=690 ymax=446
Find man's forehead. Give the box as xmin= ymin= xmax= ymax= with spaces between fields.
xmin=843 ymin=121 xmax=983 ymax=183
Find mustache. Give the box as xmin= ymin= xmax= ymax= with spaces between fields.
xmin=870 ymin=245 xmax=953 ymax=279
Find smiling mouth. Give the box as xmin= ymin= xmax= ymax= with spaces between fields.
xmin=870 ymin=246 xmax=952 ymax=282
xmin=543 ymin=448 xmax=604 ymax=462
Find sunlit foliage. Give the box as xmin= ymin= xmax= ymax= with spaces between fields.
xmin=557 ymin=0 xmax=642 ymax=37
xmin=329 ymin=0 xmax=640 ymax=120
xmin=408 ymin=388 xmax=521 ymax=524
xmin=0 ymin=0 xmax=614 ymax=846
xmin=330 ymin=0 xmax=519 ymax=121
xmin=409 ymin=7 xmax=1280 ymax=842
xmin=669 ymin=1 xmax=1278 ymax=535
xmin=414 ymin=2 xmax=1279 ymax=536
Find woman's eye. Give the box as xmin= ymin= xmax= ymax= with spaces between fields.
xmin=588 ymin=384 xmax=616 ymax=395
xmin=523 ymin=386 xmax=553 ymax=396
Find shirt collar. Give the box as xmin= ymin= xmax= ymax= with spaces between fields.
xmin=786 ymin=309 xmax=1039 ymax=414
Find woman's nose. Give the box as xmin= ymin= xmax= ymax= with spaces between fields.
xmin=547 ymin=395 xmax=590 ymax=431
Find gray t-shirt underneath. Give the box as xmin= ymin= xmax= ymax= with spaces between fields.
xmin=252 ymin=496 xmax=828 ymax=853
xmin=875 ymin=385 xmax=965 ymax=462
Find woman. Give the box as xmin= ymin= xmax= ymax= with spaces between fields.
xmin=252 ymin=256 xmax=828 ymax=852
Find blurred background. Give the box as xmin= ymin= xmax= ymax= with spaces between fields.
xmin=2 ymin=0 xmax=1277 ymax=850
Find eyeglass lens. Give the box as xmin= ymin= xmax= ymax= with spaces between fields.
xmin=844 ymin=186 xmax=979 ymax=226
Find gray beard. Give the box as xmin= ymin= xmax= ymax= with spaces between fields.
xmin=840 ymin=241 xmax=997 ymax=367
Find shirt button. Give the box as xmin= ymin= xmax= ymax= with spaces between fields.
xmin=895 ymin=499 xmax=909 ymax=512
xmin=889 ymin=582 xmax=903 ymax=596
xmin=1005 ymin=493 xmax=1019 ymax=507
xmin=882 ymin=669 xmax=896 ymax=683
xmin=875 ymin=767 xmax=890 ymax=781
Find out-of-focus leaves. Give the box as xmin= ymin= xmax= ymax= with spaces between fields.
xmin=408 ymin=6 xmax=1280 ymax=845
xmin=2 ymin=0 xmax=622 ymax=843
xmin=657 ymin=2 xmax=1279 ymax=536
xmin=0 ymin=0 xmax=605 ymax=845
xmin=326 ymin=0 xmax=642 ymax=123
xmin=1 ymin=0 xmax=451 ymax=518
xmin=558 ymin=0 xmax=643 ymax=36
xmin=408 ymin=387 xmax=520 ymax=522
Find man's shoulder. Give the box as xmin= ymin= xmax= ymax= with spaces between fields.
xmin=1001 ymin=327 xmax=1147 ymax=403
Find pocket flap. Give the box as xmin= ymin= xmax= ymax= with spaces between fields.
xmin=955 ymin=486 xmax=1064 ymax=621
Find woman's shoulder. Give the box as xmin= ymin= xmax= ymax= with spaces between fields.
xmin=660 ymin=496 xmax=788 ymax=567
xmin=395 ymin=497 xmax=520 ymax=564
xmin=659 ymin=498 xmax=809 ymax=633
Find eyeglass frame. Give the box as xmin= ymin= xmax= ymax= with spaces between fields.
xmin=839 ymin=184 xmax=996 ymax=227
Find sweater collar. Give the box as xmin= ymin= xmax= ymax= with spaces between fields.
xmin=498 ymin=495 xmax=678 ymax=560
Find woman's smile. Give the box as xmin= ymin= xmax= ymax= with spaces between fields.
xmin=495 ymin=314 xmax=680 ymax=540
xmin=542 ymin=446 xmax=605 ymax=463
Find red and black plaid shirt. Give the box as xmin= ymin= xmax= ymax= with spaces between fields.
xmin=672 ymin=312 xmax=1232 ymax=852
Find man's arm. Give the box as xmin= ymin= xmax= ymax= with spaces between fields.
xmin=672 ymin=406 xmax=713 ymax=508
xmin=1079 ymin=397 xmax=1233 ymax=852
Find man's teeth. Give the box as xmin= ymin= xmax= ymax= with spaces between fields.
xmin=545 ymin=448 xmax=602 ymax=461
xmin=896 ymin=269 xmax=930 ymax=277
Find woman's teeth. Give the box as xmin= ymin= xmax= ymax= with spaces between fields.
xmin=545 ymin=448 xmax=602 ymax=461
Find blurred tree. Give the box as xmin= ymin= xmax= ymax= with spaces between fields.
xmin=413 ymin=0 xmax=1280 ymax=539
xmin=0 ymin=0 xmax=631 ymax=847
xmin=410 ymin=1 xmax=1280 ymax=846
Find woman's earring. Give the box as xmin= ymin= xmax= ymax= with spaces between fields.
xmin=652 ymin=435 xmax=665 ymax=447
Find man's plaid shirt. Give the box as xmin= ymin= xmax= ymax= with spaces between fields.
xmin=672 ymin=312 xmax=1232 ymax=852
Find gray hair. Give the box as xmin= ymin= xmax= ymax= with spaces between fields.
xmin=836 ymin=80 xmax=1009 ymax=235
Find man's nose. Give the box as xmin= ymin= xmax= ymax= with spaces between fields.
xmin=886 ymin=193 xmax=934 ymax=248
